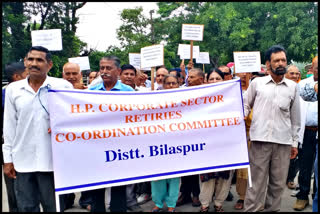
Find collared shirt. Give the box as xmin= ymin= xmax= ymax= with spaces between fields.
xmin=89 ymin=80 xmax=134 ymax=91
xmin=298 ymin=77 xmax=318 ymax=126
xmin=3 ymin=76 xmax=73 ymax=172
xmin=244 ymin=75 xmax=301 ymax=147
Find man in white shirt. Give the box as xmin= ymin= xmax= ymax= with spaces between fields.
xmin=3 ymin=46 xmax=73 ymax=212
xmin=243 ymin=45 xmax=301 ymax=212
xmin=294 ymin=56 xmax=318 ymax=211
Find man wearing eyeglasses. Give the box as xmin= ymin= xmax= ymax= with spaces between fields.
xmin=218 ymin=65 xmax=233 ymax=81
xmin=3 ymin=46 xmax=73 ymax=212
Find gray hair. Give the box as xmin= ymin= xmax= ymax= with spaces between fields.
xmin=100 ymin=56 xmax=121 ymax=68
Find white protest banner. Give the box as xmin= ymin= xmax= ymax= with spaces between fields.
xmin=31 ymin=29 xmax=62 ymax=51
xmin=140 ymin=44 xmax=164 ymax=69
xmin=48 ymin=79 xmax=250 ymax=195
xmin=129 ymin=53 xmax=141 ymax=69
xmin=196 ymin=52 xmax=210 ymax=64
xmin=178 ymin=44 xmax=200 ymax=59
xmin=233 ymin=51 xmax=261 ymax=73
xmin=181 ymin=24 xmax=204 ymax=41
xmin=68 ymin=56 xmax=90 ymax=71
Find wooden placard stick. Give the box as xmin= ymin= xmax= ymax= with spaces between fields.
xmin=245 ymin=73 xmax=250 ymax=90
xmin=151 ymin=67 xmax=155 ymax=91
xmin=190 ymin=40 xmax=194 ymax=63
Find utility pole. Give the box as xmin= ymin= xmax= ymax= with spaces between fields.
xmin=149 ymin=9 xmax=155 ymax=44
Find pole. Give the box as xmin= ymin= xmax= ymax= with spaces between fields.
xmin=190 ymin=40 xmax=194 ymax=61
xmin=151 ymin=67 xmax=155 ymax=90
xmin=203 ymin=64 xmax=205 ymax=73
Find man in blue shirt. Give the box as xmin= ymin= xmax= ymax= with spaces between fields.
xmin=88 ymin=56 xmax=134 ymax=212
xmin=89 ymin=56 xmax=133 ymax=92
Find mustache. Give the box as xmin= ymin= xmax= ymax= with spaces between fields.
xmin=100 ymin=73 xmax=111 ymax=77
xmin=29 ymin=66 xmax=40 ymax=71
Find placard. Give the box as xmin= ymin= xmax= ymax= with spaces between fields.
xmin=178 ymin=44 xmax=200 ymax=59
xmin=31 ymin=29 xmax=62 ymax=51
xmin=129 ymin=53 xmax=141 ymax=70
xmin=68 ymin=56 xmax=90 ymax=71
xmin=140 ymin=44 xmax=164 ymax=69
xmin=181 ymin=24 xmax=204 ymax=41
xmin=233 ymin=52 xmax=261 ymax=73
xmin=196 ymin=52 xmax=210 ymax=64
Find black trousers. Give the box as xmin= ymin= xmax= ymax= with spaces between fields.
xmin=286 ymin=143 xmax=300 ymax=183
xmin=135 ymin=181 xmax=151 ymax=195
xmin=3 ymin=173 xmax=18 ymax=212
xmin=90 ymin=185 xmax=127 ymax=212
xmin=296 ymin=129 xmax=317 ymax=200
xmin=180 ymin=175 xmax=200 ymax=198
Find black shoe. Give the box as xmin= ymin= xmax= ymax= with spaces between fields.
xmin=176 ymin=195 xmax=192 ymax=207
xmin=225 ymin=191 xmax=233 ymax=201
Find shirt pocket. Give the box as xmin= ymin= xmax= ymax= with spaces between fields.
xmin=277 ymin=96 xmax=292 ymax=112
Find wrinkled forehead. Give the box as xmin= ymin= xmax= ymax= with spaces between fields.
xmin=100 ymin=59 xmax=115 ymax=66
xmin=26 ymin=50 xmax=47 ymax=59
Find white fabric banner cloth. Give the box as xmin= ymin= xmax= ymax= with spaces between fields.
xmin=48 ymin=79 xmax=249 ymax=194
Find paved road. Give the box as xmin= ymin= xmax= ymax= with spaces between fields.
xmin=2 ymin=172 xmax=313 ymax=212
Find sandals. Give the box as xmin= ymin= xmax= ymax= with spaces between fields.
xmin=200 ymin=206 xmax=209 ymax=212
xmin=214 ymin=205 xmax=224 ymax=212
xmin=168 ymin=207 xmax=176 ymax=212
xmin=152 ymin=206 xmax=161 ymax=212
xmin=234 ymin=199 xmax=244 ymax=210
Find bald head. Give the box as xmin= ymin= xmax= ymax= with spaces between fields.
xmin=285 ymin=65 xmax=300 ymax=83
xmin=156 ymin=67 xmax=169 ymax=85
xmin=62 ymin=62 xmax=82 ymax=86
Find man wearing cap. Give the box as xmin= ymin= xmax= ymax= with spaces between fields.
xmin=243 ymin=45 xmax=300 ymax=212
xmin=293 ymin=56 xmax=318 ymax=211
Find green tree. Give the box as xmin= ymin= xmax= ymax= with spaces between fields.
xmin=2 ymin=2 xmax=87 ymax=79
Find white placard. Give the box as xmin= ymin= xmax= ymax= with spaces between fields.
xmin=181 ymin=24 xmax=204 ymax=41
xmin=31 ymin=29 xmax=62 ymax=51
xmin=233 ymin=52 xmax=261 ymax=73
xmin=129 ymin=53 xmax=141 ymax=69
xmin=48 ymin=78 xmax=249 ymax=195
xmin=178 ymin=44 xmax=200 ymax=59
xmin=196 ymin=52 xmax=210 ymax=64
xmin=140 ymin=44 xmax=164 ymax=69
xmin=68 ymin=56 xmax=90 ymax=71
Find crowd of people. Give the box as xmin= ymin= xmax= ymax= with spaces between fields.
xmin=2 ymin=44 xmax=318 ymax=212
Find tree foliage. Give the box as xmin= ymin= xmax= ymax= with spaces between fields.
xmin=98 ymin=2 xmax=317 ymax=70
xmin=2 ymin=2 xmax=87 ymax=78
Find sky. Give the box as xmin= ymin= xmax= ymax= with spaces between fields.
xmin=76 ymin=2 xmax=159 ymax=52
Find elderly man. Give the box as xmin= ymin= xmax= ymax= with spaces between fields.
xmin=62 ymin=62 xmax=87 ymax=89
xmin=294 ymin=56 xmax=318 ymax=211
xmin=283 ymin=65 xmax=306 ymax=191
xmin=3 ymin=46 xmax=73 ymax=212
xmin=176 ymin=68 xmax=204 ymax=207
xmin=285 ymin=65 xmax=301 ymax=83
xmin=218 ymin=65 xmax=233 ymax=81
xmin=154 ymin=66 xmax=169 ymax=90
xmin=243 ymin=45 xmax=301 ymax=212
xmin=89 ymin=56 xmax=134 ymax=212
xmin=187 ymin=68 xmax=205 ymax=87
